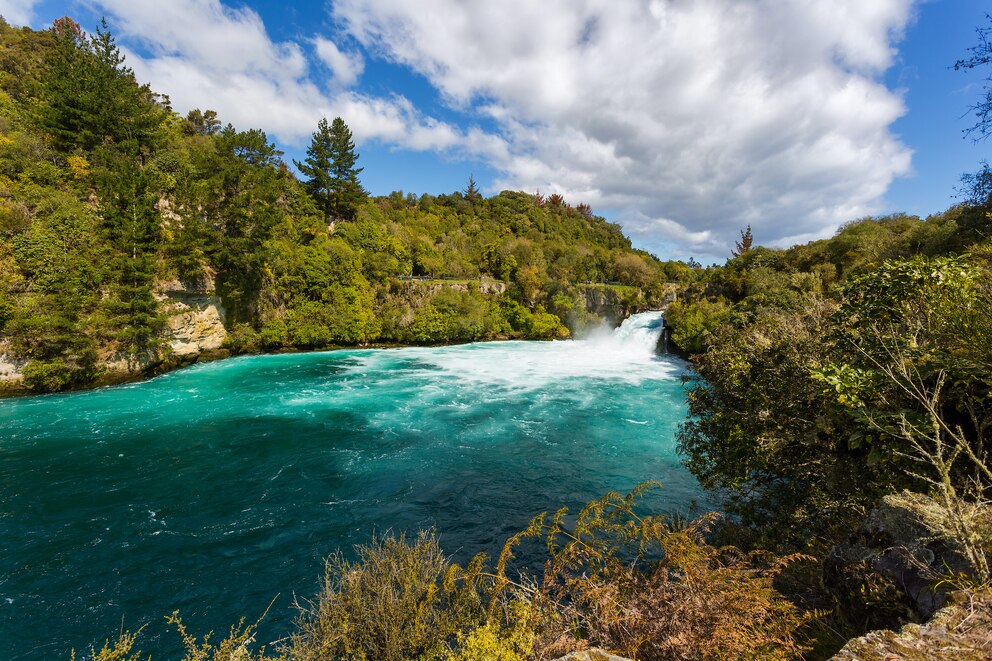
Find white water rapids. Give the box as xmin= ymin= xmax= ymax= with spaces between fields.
xmin=339 ymin=310 xmax=674 ymax=392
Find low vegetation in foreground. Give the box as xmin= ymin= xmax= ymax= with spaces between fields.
xmin=75 ymin=485 xmax=815 ymax=661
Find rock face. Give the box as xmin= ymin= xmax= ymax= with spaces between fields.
xmin=100 ymin=273 xmax=227 ymax=379
xmin=831 ymin=590 xmax=992 ymax=660
xmin=394 ymin=277 xmax=507 ymax=298
xmin=824 ymin=492 xmax=974 ymax=630
xmin=1 ymin=272 xmax=229 ymax=391
xmin=0 ymin=343 xmax=26 ymax=383
xmin=156 ymin=276 xmax=227 ymax=358
xmin=581 ymin=286 xmax=638 ymax=324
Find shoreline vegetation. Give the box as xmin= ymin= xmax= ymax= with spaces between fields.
xmin=0 ymin=311 xmax=670 ymax=399
xmin=1 ymin=12 xmax=990 ymax=661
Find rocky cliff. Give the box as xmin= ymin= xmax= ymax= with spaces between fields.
xmin=827 ymin=492 xmax=992 ymax=659
xmin=0 ymin=274 xmax=228 ymax=392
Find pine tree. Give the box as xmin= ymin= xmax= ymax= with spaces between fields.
xmin=42 ymin=17 xmax=164 ymax=154
xmin=733 ymin=225 xmax=753 ymax=257
xmin=295 ymin=117 xmax=366 ymax=221
xmin=464 ymin=174 xmax=481 ymax=202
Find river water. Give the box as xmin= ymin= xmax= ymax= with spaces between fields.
xmin=0 ymin=311 xmax=705 ymax=658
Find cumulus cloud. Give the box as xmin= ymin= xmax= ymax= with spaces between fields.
xmin=85 ymin=0 xmax=492 ymax=154
xmin=68 ymin=0 xmax=916 ymax=256
xmin=314 ymin=37 xmax=364 ymax=88
xmin=333 ymin=0 xmax=916 ymax=255
xmin=0 ymin=0 xmax=40 ymax=26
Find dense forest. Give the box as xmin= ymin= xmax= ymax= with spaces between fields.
xmin=0 ymin=17 xmax=682 ymax=394
xmin=5 ymin=11 xmax=992 ymax=661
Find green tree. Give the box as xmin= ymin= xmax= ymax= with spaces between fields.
xmin=295 ymin=116 xmax=366 ymax=221
xmin=97 ymin=162 xmax=162 ymax=352
xmin=732 ymin=225 xmax=753 ymax=257
xmin=41 ymin=17 xmax=165 ymax=154
xmin=184 ymin=108 xmax=221 ymax=136
xmin=464 ymin=174 xmax=481 ymax=202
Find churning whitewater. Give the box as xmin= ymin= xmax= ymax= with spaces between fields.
xmin=0 ymin=311 xmax=705 ymax=660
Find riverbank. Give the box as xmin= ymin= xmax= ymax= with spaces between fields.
xmin=0 ymin=275 xmax=679 ymax=397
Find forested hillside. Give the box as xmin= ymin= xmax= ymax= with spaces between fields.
xmin=0 ymin=18 xmax=680 ymax=394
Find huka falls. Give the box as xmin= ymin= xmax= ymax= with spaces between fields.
xmin=0 ymin=312 xmax=707 ymax=659
xmin=3 ymin=5 xmax=992 ymax=659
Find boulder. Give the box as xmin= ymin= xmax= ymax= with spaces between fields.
xmin=824 ymin=492 xmax=974 ymax=629
xmin=831 ymin=590 xmax=992 ymax=660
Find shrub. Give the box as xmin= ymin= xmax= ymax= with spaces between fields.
xmin=22 ymin=357 xmax=91 ymax=392
xmin=71 ymin=630 xmax=147 ymax=661
xmin=288 ymin=531 xmax=485 ymax=661
xmin=453 ymin=485 xmax=814 ymax=661
xmin=74 ymin=488 xmax=813 ymax=661
xmin=223 ymin=323 xmax=260 ymax=353
xmin=665 ymin=297 xmax=730 ymax=354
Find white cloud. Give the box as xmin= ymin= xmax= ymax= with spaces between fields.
xmin=86 ymin=0 xmax=493 ymax=154
xmin=333 ymin=0 xmax=916 ymax=255
xmin=0 ymin=0 xmax=39 ymax=26
xmin=73 ymin=0 xmax=917 ymax=256
xmin=314 ymin=37 xmax=364 ymax=88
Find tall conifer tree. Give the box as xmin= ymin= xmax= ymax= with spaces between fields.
xmin=295 ymin=117 xmax=366 ymax=221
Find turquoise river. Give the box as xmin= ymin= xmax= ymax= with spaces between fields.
xmin=0 ymin=311 xmax=707 ymax=659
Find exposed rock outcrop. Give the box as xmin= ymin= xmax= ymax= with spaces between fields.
xmin=0 ymin=272 xmax=230 ymax=392
xmin=99 ymin=272 xmax=228 ymax=380
xmin=824 ymin=492 xmax=977 ymax=629
xmin=393 ymin=277 xmax=507 ymax=299
xmin=831 ymin=590 xmax=992 ymax=660
xmin=156 ymin=274 xmax=227 ymax=358
xmin=553 ymin=649 xmax=633 ymax=661
xmin=0 ymin=342 xmax=26 ymax=383
xmin=581 ymin=286 xmax=639 ymax=324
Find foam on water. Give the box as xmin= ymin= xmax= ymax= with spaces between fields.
xmin=346 ymin=310 xmax=673 ymax=392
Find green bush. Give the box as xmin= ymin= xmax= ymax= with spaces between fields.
xmin=223 ymin=323 xmax=260 ymax=353
xmin=665 ymin=297 xmax=730 ymax=354
xmin=22 ymin=358 xmax=91 ymax=392
xmin=288 ymin=531 xmax=485 ymax=661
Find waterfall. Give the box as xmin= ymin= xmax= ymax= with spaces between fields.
xmin=364 ymin=309 xmax=674 ymax=392
xmin=607 ymin=311 xmax=667 ymax=356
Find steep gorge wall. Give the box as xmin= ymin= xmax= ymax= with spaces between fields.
xmin=0 ymin=275 xmax=229 ymax=391
xmin=100 ymin=274 xmax=229 ymax=379
xmin=581 ymin=283 xmax=679 ymax=324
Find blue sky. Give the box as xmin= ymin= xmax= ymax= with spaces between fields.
xmin=883 ymin=1 xmax=988 ymax=219
xmin=2 ymin=0 xmax=989 ymax=262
